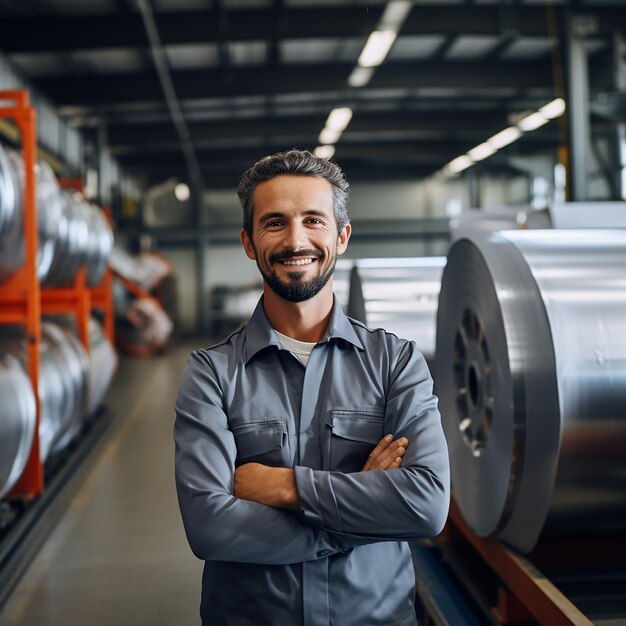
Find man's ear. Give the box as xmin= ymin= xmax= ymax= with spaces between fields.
xmin=337 ymin=223 xmax=351 ymax=256
xmin=240 ymin=229 xmax=257 ymax=260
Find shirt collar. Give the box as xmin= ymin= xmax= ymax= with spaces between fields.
xmin=243 ymin=295 xmax=364 ymax=364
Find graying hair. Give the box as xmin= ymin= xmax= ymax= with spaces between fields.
xmin=237 ymin=149 xmax=350 ymax=237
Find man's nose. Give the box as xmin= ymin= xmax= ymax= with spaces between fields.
xmin=282 ymin=222 xmax=307 ymax=250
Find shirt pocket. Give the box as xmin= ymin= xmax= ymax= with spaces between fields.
xmin=323 ymin=408 xmax=385 ymax=472
xmin=232 ymin=418 xmax=291 ymax=468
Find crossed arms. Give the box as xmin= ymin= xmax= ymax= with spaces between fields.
xmin=174 ymin=342 xmax=450 ymax=566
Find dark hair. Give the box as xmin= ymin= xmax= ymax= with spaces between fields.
xmin=237 ymin=149 xmax=350 ymax=237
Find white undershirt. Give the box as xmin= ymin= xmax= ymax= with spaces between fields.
xmin=274 ymin=330 xmax=316 ymax=366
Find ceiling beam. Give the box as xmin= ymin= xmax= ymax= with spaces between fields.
xmin=36 ymin=61 xmax=555 ymax=106
xmin=2 ymin=6 xmax=625 ymax=53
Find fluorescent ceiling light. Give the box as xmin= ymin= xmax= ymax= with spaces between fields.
xmin=467 ymin=142 xmax=497 ymax=162
xmin=445 ymin=155 xmax=474 ymax=175
xmin=358 ymin=30 xmax=397 ymax=68
xmin=487 ymin=126 xmax=522 ymax=150
xmin=318 ymin=127 xmax=342 ymax=145
xmin=348 ymin=66 xmax=374 ymax=87
xmin=325 ymin=108 xmax=353 ymax=132
xmin=380 ymin=0 xmax=413 ymax=30
xmin=314 ymin=145 xmax=336 ymax=160
xmin=518 ymin=111 xmax=549 ymax=131
xmin=539 ymin=98 xmax=566 ymax=119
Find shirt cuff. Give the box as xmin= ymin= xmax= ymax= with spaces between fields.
xmin=294 ymin=466 xmax=343 ymax=533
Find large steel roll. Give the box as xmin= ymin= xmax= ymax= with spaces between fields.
xmin=0 ymin=321 xmax=90 ymax=463
xmin=436 ymin=229 xmax=626 ymax=552
xmin=87 ymin=317 xmax=118 ymax=417
xmin=348 ymin=257 xmax=446 ymax=364
xmin=0 ymin=353 xmax=36 ymax=499
xmin=0 ymin=145 xmax=64 ymax=284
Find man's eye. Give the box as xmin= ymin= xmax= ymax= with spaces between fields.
xmin=266 ymin=221 xmax=284 ymax=228
xmin=307 ymin=218 xmax=323 ymax=225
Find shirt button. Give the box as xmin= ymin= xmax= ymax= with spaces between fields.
xmin=317 ymin=550 xmax=332 ymax=557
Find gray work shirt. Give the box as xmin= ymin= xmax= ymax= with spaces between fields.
xmin=174 ymin=296 xmax=450 ymax=626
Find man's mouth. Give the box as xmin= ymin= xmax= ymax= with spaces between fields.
xmin=282 ymin=258 xmax=316 ymax=267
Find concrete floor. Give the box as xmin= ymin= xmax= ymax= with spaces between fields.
xmin=0 ymin=341 xmax=205 ymax=626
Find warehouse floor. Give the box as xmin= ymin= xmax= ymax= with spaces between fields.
xmin=0 ymin=341 xmax=205 ymax=626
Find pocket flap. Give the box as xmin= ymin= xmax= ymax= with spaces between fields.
xmin=329 ymin=410 xmax=384 ymax=445
xmin=233 ymin=420 xmax=286 ymax=459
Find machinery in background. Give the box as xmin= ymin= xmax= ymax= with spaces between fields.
xmin=110 ymin=247 xmax=174 ymax=356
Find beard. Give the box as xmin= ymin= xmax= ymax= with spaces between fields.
xmin=256 ymin=248 xmax=337 ymax=303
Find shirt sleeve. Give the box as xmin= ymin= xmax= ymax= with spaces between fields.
xmin=174 ymin=351 xmax=347 ymax=565
xmin=294 ymin=341 xmax=450 ymax=540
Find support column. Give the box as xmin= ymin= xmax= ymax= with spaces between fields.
xmin=566 ymin=15 xmax=593 ymax=201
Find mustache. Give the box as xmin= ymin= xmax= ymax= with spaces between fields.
xmin=270 ymin=249 xmax=323 ymax=263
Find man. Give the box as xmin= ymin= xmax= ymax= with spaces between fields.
xmin=174 ymin=150 xmax=450 ymax=626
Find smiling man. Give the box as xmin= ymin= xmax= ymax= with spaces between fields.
xmin=174 ymin=150 xmax=450 ymax=626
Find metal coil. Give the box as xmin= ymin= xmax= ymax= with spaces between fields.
xmin=87 ymin=317 xmax=118 ymax=417
xmin=0 ymin=321 xmax=90 ymax=463
xmin=436 ymin=229 xmax=626 ymax=552
xmin=348 ymin=258 xmax=446 ymax=364
xmin=0 ymin=353 xmax=36 ymax=499
xmin=0 ymin=143 xmax=113 ymax=287
xmin=116 ymin=297 xmax=173 ymax=355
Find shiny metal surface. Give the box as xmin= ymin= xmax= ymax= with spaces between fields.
xmin=349 ymin=257 xmax=446 ymax=362
xmin=0 ymin=322 xmax=90 ymax=463
xmin=436 ymin=229 xmax=626 ymax=552
xmin=87 ymin=317 xmax=118 ymax=417
xmin=0 ymin=353 xmax=36 ymax=499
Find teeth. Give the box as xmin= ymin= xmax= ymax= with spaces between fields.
xmin=283 ymin=258 xmax=314 ymax=266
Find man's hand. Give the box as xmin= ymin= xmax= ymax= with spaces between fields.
xmin=361 ymin=434 xmax=409 ymax=472
xmin=235 ymin=435 xmax=409 ymax=510
xmin=234 ymin=463 xmax=299 ymax=511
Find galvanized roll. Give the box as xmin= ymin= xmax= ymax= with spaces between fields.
xmin=0 ymin=146 xmax=69 ymax=284
xmin=0 ymin=321 xmax=89 ymax=462
xmin=348 ymin=257 xmax=446 ymax=364
xmin=45 ymin=321 xmax=90 ymax=456
xmin=436 ymin=229 xmax=626 ymax=552
xmin=87 ymin=317 xmax=117 ymax=417
xmin=0 ymin=353 xmax=36 ymax=499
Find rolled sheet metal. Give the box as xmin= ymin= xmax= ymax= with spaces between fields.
xmin=0 ymin=321 xmax=90 ymax=463
xmin=87 ymin=317 xmax=118 ymax=417
xmin=0 ymin=353 xmax=36 ymax=499
xmin=436 ymin=229 xmax=626 ymax=552
xmin=0 ymin=145 xmax=64 ymax=283
xmin=348 ymin=257 xmax=446 ymax=363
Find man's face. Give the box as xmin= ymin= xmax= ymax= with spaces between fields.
xmin=241 ymin=175 xmax=350 ymax=302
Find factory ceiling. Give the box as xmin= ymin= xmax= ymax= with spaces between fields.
xmin=0 ymin=0 xmax=624 ymax=190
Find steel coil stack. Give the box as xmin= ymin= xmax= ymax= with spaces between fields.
xmin=87 ymin=317 xmax=118 ymax=418
xmin=0 ymin=354 xmax=36 ymax=499
xmin=0 ymin=142 xmax=113 ymax=288
xmin=44 ymin=191 xmax=113 ymax=288
xmin=348 ymin=257 xmax=446 ymax=364
xmin=436 ymin=229 xmax=626 ymax=552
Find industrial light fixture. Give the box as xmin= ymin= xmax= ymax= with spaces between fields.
xmin=174 ymin=182 xmax=190 ymax=201
xmin=325 ymin=108 xmax=353 ymax=132
xmin=445 ymin=155 xmax=474 ymax=175
xmin=444 ymin=98 xmax=567 ymax=177
xmin=487 ymin=126 xmax=522 ymax=150
xmin=539 ymin=98 xmax=566 ymax=120
xmin=379 ymin=0 xmax=413 ymax=29
xmin=318 ymin=127 xmax=342 ymax=145
xmin=518 ymin=111 xmax=549 ymax=132
xmin=358 ymin=30 xmax=398 ymax=68
xmin=314 ymin=145 xmax=336 ymax=160
xmin=468 ymin=142 xmax=497 ymax=162
xmin=348 ymin=67 xmax=375 ymax=88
